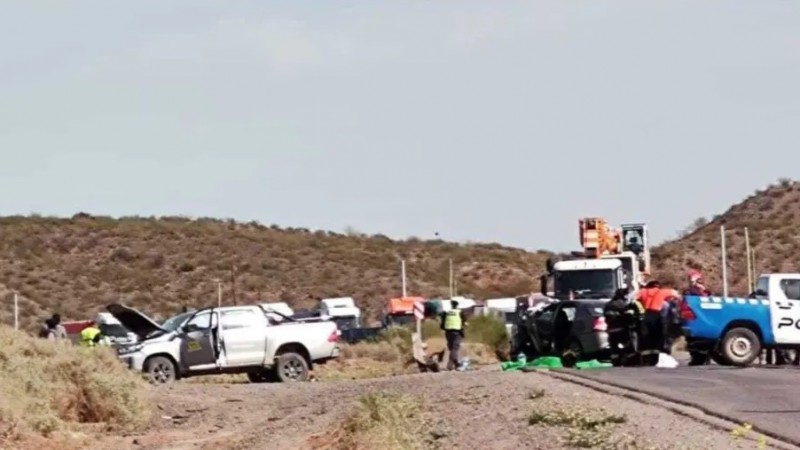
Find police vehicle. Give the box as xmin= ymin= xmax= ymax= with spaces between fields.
xmin=680 ymin=273 xmax=800 ymax=366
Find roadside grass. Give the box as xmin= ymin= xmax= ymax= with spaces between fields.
xmin=310 ymin=393 xmax=439 ymax=450
xmin=0 ymin=326 xmax=153 ymax=442
xmin=526 ymin=389 xmax=657 ymax=450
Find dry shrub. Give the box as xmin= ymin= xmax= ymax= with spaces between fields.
xmin=311 ymin=393 xmax=436 ymax=450
xmin=0 ymin=326 xmax=153 ymax=441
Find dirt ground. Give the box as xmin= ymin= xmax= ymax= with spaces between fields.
xmin=50 ymin=366 xmax=774 ymax=450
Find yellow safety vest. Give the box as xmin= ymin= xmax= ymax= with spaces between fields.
xmin=444 ymin=310 xmax=462 ymax=331
xmin=79 ymin=326 xmax=101 ymax=347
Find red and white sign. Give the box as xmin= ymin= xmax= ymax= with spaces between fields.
xmin=413 ymin=301 xmax=424 ymax=320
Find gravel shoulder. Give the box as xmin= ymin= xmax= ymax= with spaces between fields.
xmin=95 ymin=368 xmax=779 ymax=450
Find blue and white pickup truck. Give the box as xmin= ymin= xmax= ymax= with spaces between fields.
xmin=680 ymin=273 xmax=800 ymax=366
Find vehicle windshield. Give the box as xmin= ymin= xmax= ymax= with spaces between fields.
xmin=554 ymin=269 xmax=617 ymax=300
xmin=161 ymin=312 xmax=192 ymax=332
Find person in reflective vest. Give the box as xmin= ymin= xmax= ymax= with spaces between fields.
xmin=440 ymin=300 xmax=467 ymax=370
xmin=636 ymin=281 xmax=671 ymax=365
xmin=79 ymin=321 xmax=102 ymax=347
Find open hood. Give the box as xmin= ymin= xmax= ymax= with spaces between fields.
xmin=106 ymin=304 xmax=165 ymax=340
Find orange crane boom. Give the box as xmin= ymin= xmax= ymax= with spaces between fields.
xmin=578 ymin=217 xmax=622 ymax=258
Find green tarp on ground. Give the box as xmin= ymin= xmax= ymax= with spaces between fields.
xmin=500 ymin=357 xmax=612 ymax=371
xmin=501 ymin=356 xmax=564 ymax=371
xmin=574 ymin=359 xmax=612 ymax=370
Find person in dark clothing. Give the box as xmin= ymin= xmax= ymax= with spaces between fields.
xmin=39 ymin=313 xmax=67 ymax=340
xmin=604 ymin=288 xmax=642 ymax=366
xmin=440 ymin=300 xmax=467 ymax=370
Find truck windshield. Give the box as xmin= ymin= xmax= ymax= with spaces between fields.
xmin=161 ymin=312 xmax=192 ymax=332
xmin=554 ymin=269 xmax=617 ymax=300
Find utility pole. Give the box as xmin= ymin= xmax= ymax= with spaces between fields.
xmin=401 ymin=259 xmax=407 ymax=297
xmin=745 ymin=227 xmax=753 ymax=293
xmin=720 ymin=225 xmax=728 ymax=298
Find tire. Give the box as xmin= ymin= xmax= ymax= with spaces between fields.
xmin=144 ymin=356 xmax=177 ymax=384
xmin=709 ymin=351 xmax=732 ymax=366
xmin=247 ymin=370 xmax=278 ymax=383
xmin=720 ymin=327 xmax=761 ymax=366
xmin=274 ymin=352 xmax=310 ymax=382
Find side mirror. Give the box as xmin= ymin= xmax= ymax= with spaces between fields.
xmin=181 ymin=324 xmax=192 ymax=334
xmin=545 ymin=258 xmax=556 ymax=274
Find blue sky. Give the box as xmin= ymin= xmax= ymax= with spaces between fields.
xmin=2 ymin=1 xmax=799 ymax=251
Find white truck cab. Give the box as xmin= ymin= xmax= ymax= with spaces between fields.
xmin=108 ymin=303 xmax=340 ymax=384
xmin=319 ymin=297 xmax=361 ymax=330
xmin=546 ymin=258 xmax=625 ymax=301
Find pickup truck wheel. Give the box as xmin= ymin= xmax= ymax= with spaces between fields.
xmin=144 ymin=356 xmax=176 ymax=384
xmin=275 ymin=352 xmax=309 ymax=382
xmin=720 ymin=328 xmax=761 ymax=366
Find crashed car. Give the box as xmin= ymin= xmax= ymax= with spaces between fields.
xmin=108 ymin=303 xmax=340 ymax=384
xmin=512 ymin=299 xmax=610 ymax=367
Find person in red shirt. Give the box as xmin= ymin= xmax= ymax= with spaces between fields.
xmin=684 ymin=270 xmax=710 ymax=296
xmin=636 ymin=281 xmax=671 ymax=365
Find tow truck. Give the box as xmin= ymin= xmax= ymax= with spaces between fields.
xmin=681 ymin=273 xmax=800 ymax=366
xmin=539 ymin=218 xmax=651 ymax=300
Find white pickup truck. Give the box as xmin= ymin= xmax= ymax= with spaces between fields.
xmin=107 ymin=303 xmax=340 ymax=384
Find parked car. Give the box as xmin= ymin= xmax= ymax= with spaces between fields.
xmin=107 ymin=303 xmax=340 ymax=384
xmin=513 ymin=299 xmax=609 ymax=366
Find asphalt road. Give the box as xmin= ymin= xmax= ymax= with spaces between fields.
xmin=560 ymin=364 xmax=800 ymax=446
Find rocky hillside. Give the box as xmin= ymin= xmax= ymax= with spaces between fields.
xmin=652 ymin=179 xmax=800 ymax=295
xmin=0 ymin=215 xmax=551 ymax=328
xmin=2 ymin=179 xmax=796 ymax=329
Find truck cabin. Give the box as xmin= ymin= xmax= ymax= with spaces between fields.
xmin=382 ymin=296 xmax=424 ymax=327
xmin=546 ymin=259 xmax=624 ymax=301
xmin=319 ymin=297 xmax=361 ymax=330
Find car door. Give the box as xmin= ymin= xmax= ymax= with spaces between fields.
xmin=770 ymin=277 xmax=800 ymax=345
xmin=533 ymin=304 xmax=560 ymax=351
xmin=179 ymin=310 xmax=219 ymax=371
xmin=220 ymin=308 xmax=267 ymax=367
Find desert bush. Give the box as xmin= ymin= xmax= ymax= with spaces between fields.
xmin=317 ymin=393 xmax=434 ymax=450
xmin=464 ymin=315 xmax=510 ymax=360
xmin=0 ymin=326 xmax=153 ymax=440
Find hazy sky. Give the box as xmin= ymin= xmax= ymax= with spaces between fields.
xmin=2 ymin=1 xmax=799 ymax=252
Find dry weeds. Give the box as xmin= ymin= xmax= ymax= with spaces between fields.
xmin=0 ymin=326 xmax=153 ymax=443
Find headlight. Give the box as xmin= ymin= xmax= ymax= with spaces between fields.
xmin=117 ymin=343 xmax=144 ymax=355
